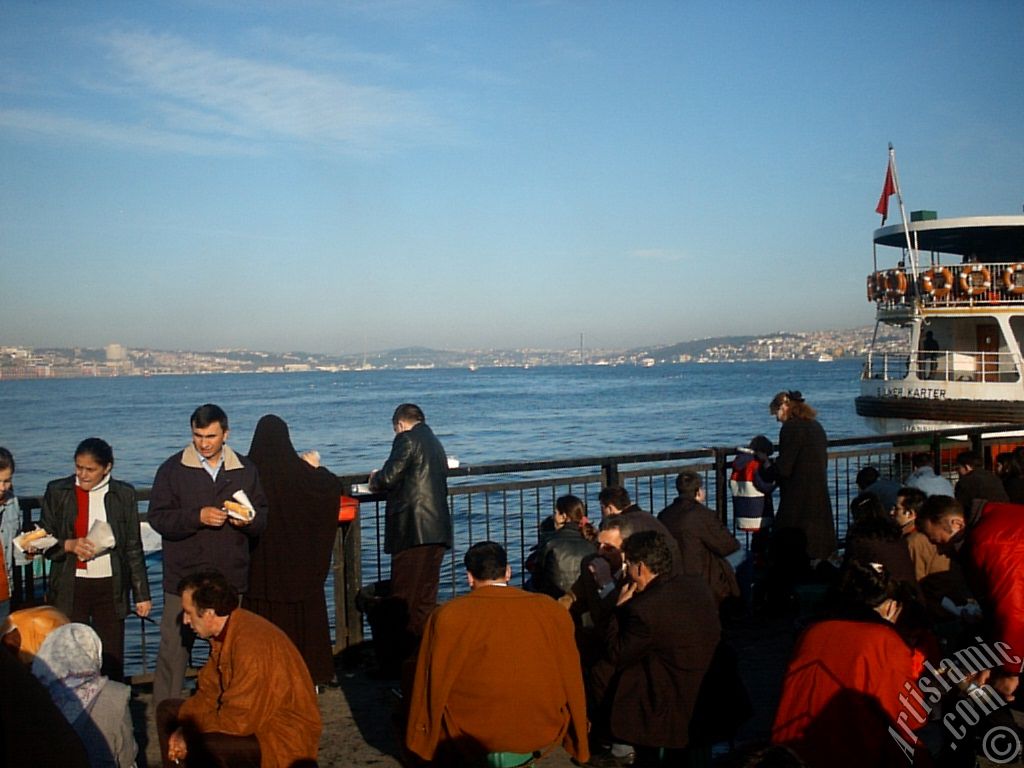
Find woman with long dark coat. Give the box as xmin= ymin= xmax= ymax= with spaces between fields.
xmin=767 ymin=391 xmax=836 ymax=562
xmin=245 ymin=414 xmax=344 ymax=685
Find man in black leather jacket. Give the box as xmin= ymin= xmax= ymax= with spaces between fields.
xmin=370 ymin=404 xmax=453 ymax=666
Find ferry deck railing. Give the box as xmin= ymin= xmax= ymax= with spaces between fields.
xmin=869 ymin=261 xmax=1024 ymax=309
xmin=11 ymin=422 xmax=1023 ymax=684
xmin=862 ymin=350 xmax=1021 ymax=383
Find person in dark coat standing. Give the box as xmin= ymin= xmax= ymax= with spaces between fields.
xmin=765 ymin=390 xmax=836 ymax=562
xmin=40 ymin=438 xmax=151 ymax=680
xmin=244 ymin=414 xmax=345 ymax=686
xmin=591 ymin=531 xmax=720 ymax=766
xmin=369 ymin=403 xmax=453 ymax=669
xmin=657 ymin=470 xmax=740 ymax=605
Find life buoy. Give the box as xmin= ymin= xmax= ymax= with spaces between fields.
xmin=1003 ymin=264 xmax=1024 ymax=295
xmin=960 ymin=264 xmax=992 ymax=296
xmin=886 ymin=270 xmax=908 ymax=298
xmin=920 ymin=267 xmax=953 ymax=299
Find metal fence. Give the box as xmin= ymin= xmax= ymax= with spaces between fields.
xmin=11 ymin=421 xmax=1022 ymax=683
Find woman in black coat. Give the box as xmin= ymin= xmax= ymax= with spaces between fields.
xmin=244 ymin=414 xmax=345 ymax=685
xmin=530 ymin=495 xmax=596 ymax=598
xmin=766 ymin=390 xmax=836 ymax=562
xmin=41 ymin=437 xmax=150 ymax=680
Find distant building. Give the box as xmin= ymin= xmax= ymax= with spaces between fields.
xmin=106 ymin=343 xmax=127 ymax=361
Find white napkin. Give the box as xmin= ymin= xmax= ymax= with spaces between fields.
xmin=226 ymin=490 xmax=256 ymax=521
xmin=86 ymin=519 xmax=116 ymax=557
xmin=13 ymin=527 xmax=58 ymax=554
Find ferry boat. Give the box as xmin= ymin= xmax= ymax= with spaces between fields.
xmin=856 ymin=212 xmax=1024 ymax=433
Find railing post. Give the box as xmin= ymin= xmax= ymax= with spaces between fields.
xmin=332 ymin=518 xmax=364 ymax=652
xmin=713 ymin=447 xmax=729 ymax=526
xmin=601 ymin=461 xmax=620 ymax=488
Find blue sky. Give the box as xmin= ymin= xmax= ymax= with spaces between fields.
xmin=2 ymin=1 xmax=1023 ymax=354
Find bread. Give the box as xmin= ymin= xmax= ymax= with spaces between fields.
xmin=16 ymin=528 xmax=49 ymax=549
xmin=223 ymin=499 xmax=253 ymax=521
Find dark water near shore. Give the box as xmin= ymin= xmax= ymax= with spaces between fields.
xmin=2 ymin=359 xmax=866 ymax=673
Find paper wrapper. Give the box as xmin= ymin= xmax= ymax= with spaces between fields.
xmin=14 ymin=528 xmax=58 ymax=554
xmin=226 ymin=490 xmax=256 ymax=521
xmin=86 ymin=519 xmax=116 ymax=558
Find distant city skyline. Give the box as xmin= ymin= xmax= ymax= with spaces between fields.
xmin=2 ymin=2 xmax=1023 ymax=353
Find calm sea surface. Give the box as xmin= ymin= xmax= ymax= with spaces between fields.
xmin=1 ymin=359 xmax=865 ymax=495
xmin=1 ymin=359 xmax=867 ymax=674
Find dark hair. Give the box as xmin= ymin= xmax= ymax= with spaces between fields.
xmin=0 ymin=447 xmax=14 ymax=473
xmin=392 ymin=403 xmax=425 ymax=426
xmin=917 ymin=494 xmax=964 ymax=526
xmin=74 ymin=437 xmax=114 ymax=467
xmin=911 ymin=452 xmax=934 ymax=469
xmin=837 ymin=559 xmax=898 ymax=609
xmin=769 ymin=390 xmax=817 ymax=420
xmin=622 ymin=530 xmax=674 ymax=577
xmin=178 ymin=571 xmax=238 ymax=616
xmin=855 ymin=466 xmax=880 ymax=489
xmin=896 ymin=486 xmax=927 ymax=515
xmin=956 ymin=450 xmax=980 ymax=470
xmin=191 ymin=403 xmax=229 ymax=431
xmin=849 ymin=492 xmax=886 ymax=523
xmin=555 ymin=494 xmax=595 ymax=541
xmin=598 ymin=485 xmax=631 ymax=511
xmin=675 ymin=470 xmax=703 ymax=499
xmin=464 ymin=541 xmax=507 ymax=581
xmin=748 ymin=435 xmax=773 ymax=456
xmin=996 ymin=452 xmax=1023 ymax=478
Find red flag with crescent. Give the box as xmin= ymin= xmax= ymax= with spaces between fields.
xmin=876 ymin=159 xmax=896 ymax=224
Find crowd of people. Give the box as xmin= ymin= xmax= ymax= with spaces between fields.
xmin=2 ymin=390 xmax=1024 ymax=767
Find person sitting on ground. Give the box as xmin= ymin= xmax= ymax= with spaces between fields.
xmin=406 ymin=541 xmax=589 ymax=767
xmin=855 ymin=465 xmax=902 ymax=513
xmin=953 ymin=450 xmax=1008 ymax=515
xmin=916 ymin=495 xmax=1024 ymax=704
xmin=528 ymin=494 xmax=597 ymax=599
xmin=32 ymin=622 xmax=138 ymax=768
xmin=904 ymin=452 xmax=954 ymax=498
xmin=843 ymin=494 xmax=917 ymax=592
xmin=1 ymin=605 xmax=70 ymax=665
xmin=889 ymin=488 xmax=971 ymax=606
xmin=158 ymin=570 xmax=321 ymax=768
xmin=771 ymin=561 xmax=930 ymax=767
xmin=658 ymin=470 xmax=741 ymax=605
xmin=590 ymin=531 xmax=720 ymax=767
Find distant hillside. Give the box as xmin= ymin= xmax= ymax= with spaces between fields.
xmin=636 ymin=333 xmax=803 ymax=358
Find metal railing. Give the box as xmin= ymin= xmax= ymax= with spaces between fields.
xmin=11 ymin=421 xmax=1022 ymax=683
xmin=863 ymin=350 xmax=1022 ymax=384
xmin=869 ymin=261 xmax=1024 ymax=308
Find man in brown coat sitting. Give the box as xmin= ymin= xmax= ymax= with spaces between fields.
xmin=406 ymin=541 xmax=590 ymax=767
xmin=157 ymin=571 xmax=321 ymax=768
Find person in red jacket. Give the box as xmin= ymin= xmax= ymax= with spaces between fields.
xmin=917 ymin=495 xmax=1024 ymax=703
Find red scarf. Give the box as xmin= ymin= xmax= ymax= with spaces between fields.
xmin=74 ymin=484 xmax=90 ymax=569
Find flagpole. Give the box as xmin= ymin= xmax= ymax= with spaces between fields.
xmin=888 ymin=143 xmax=918 ymax=284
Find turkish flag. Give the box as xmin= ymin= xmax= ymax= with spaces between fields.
xmin=876 ymin=160 xmax=896 ymax=224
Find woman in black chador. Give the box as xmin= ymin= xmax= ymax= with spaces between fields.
xmin=245 ymin=414 xmax=344 ymax=685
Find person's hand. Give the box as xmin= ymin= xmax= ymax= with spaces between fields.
xmin=167 ymin=728 xmax=188 ymax=763
xmin=200 ymin=506 xmax=228 ymax=527
xmin=65 ymin=537 xmax=96 ymax=561
xmin=135 ymin=600 xmax=152 ymax=618
xmin=617 ymin=581 xmax=638 ymax=606
xmin=227 ymin=513 xmax=252 ymax=528
xmin=301 ymin=450 xmax=321 ymax=467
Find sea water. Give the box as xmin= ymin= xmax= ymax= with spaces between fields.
xmin=1 ymin=358 xmax=866 ymax=673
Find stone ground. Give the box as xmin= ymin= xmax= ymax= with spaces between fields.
xmin=129 ymin=613 xmax=1024 ymax=767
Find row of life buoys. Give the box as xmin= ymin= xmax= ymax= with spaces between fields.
xmin=868 ymin=264 xmax=1024 ymax=300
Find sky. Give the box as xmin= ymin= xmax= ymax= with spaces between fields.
xmin=2 ymin=1 xmax=1023 ymax=354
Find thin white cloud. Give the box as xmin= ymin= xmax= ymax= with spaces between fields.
xmin=0 ymin=107 xmax=257 ymax=156
xmin=99 ymin=29 xmax=444 ymax=152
